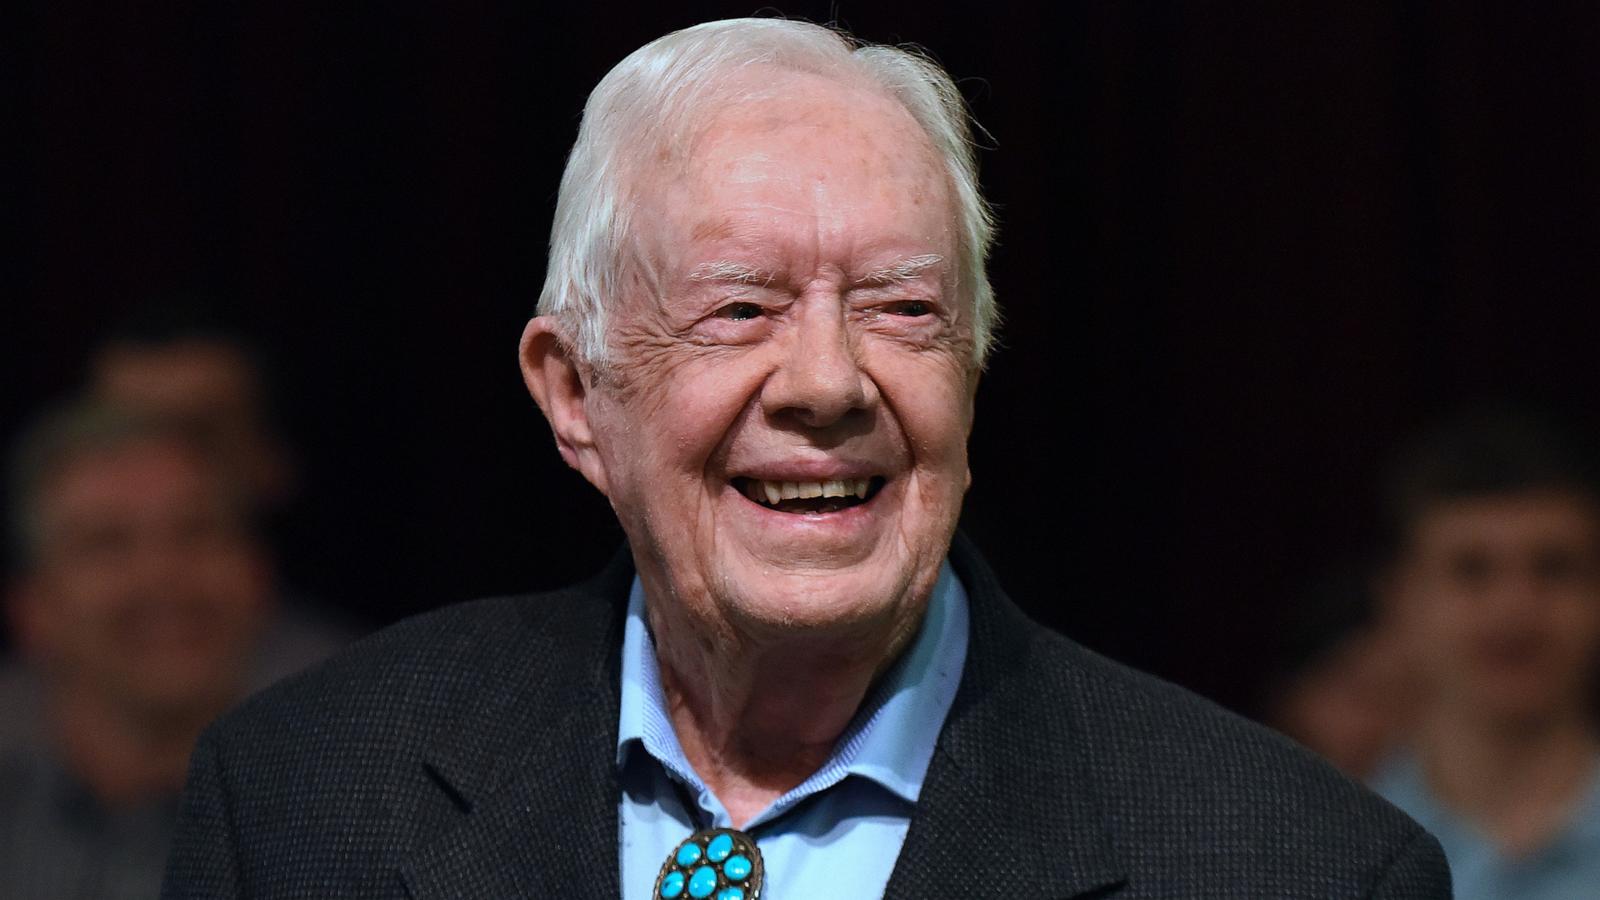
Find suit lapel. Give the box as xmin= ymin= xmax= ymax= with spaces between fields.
xmin=401 ymin=553 xmax=633 ymax=899
xmin=884 ymin=534 xmax=1128 ymax=899
xmin=402 ymin=716 xmax=622 ymax=899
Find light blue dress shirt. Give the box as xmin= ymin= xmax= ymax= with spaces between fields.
xmin=1372 ymin=753 xmax=1600 ymax=900
xmin=616 ymin=562 xmax=970 ymax=900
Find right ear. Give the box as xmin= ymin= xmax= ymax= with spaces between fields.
xmin=519 ymin=317 xmax=611 ymax=496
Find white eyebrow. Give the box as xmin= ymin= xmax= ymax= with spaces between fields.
xmin=687 ymin=261 xmax=776 ymax=286
xmin=856 ymin=254 xmax=946 ymax=286
xmin=686 ymin=254 xmax=946 ymax=287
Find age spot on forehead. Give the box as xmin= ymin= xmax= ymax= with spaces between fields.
xmin=690 ymin=216 xmax=743 ymax=245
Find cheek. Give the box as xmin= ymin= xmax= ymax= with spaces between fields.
xmin=50 ymin=573 xmax=118 ymax=624
xmin=1395 ymin=587 xmax=1463 ymax=657
xmin=879 ymin=360 xmax=973 ymax=467
xmin=1550 ymin=595 xmax=1600 ymax=654
xmin=26 ymin=580 xmax=109 ymax=662
xmin=197 ymin=551 xmax=267 ymax=614
xmin=1423 ymin=600 xmax=1479 ymax=652
xmin=598 ymin=355 xmax=767 ymax=489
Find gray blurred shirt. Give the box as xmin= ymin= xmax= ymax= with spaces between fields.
xmin=0 ymin=606 xmax=352 ymax=900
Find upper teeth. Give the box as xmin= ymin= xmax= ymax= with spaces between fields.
xmin=749 ymin=479 xmax=871 ymax=505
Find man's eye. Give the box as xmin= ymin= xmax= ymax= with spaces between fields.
xmin=714 ymin=302 xmax=764 ymax=321
xmin=885 ymin=300 xmax=932 ymax=317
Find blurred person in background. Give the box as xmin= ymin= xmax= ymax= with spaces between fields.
xmin=88 ymin=303 xmax=295 ymax=514
xmin=1371 ymin=407 xmax=1600 ymax=900
xmin=0 ymin=402 xmax=319 ymax=900
xmin=86 ymin=302 xmax=355 ymax=674
xmin=1265 ymin=562 xmax=1418 ymax=779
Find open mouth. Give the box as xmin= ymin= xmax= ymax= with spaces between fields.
xmin=732 ymin=476 xmax=886 ymax=514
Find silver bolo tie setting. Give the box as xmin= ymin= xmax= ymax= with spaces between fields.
xmin=653 ymin=828 xmax=764 ymax=900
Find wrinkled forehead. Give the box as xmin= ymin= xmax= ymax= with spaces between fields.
xmin=674 ymin=68 xmax=937 ymax=167
xmin=622 ymin=69 xmax=956 ymax=274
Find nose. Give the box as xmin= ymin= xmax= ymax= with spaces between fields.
xmin=761 ymin=302 xmax=876 ymax=429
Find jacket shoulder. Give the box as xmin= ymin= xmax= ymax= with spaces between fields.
xmin=215 ymin=585 xmax=606 ymax=750
xmin=1033 ymin=629 xmax=1444 ymax=893
xmin=949 ymin=534 xmax=1430 ymax=860
xmin=167 ymin=583 xmax=622 ymax=896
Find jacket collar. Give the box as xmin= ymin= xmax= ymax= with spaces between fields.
xmin=402 ymin=549 xmax=632 ymax=899
xmin=403 ymin=536 xmax=1127 ymax=899
xmin=883 ymin=533 xmax=1129 ymax=899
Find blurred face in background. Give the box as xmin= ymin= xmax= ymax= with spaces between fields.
xmin=1272 ymin=625 xmax=1416 ymax=778
xmin=1389 ymin=490 xmax=1600 ymax=729
xmin=12 ymin=437 xmax=271 ymax=724
xmin=93 ymin=339 xmax=292 ymax=508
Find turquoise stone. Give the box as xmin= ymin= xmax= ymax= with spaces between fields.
xmin=687 ymin=865 xmax=718 ymax=898
xmin=660 ymin=871 xmax=686 ymax=899
xmin=675 ymin=842 xmax=702 ymax=867
xmin=705 ymin=833 xmax=734 ymax=863
xmin=716 ymin=889 xmax=745 ymax=900
xmin=722 ymin=854 xmax=752 ymax=882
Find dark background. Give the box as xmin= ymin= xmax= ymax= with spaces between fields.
xmin=7 ymin=2 xmax=1599 ymax=716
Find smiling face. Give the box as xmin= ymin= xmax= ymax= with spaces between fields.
xmin=1390 ymin=491 xmax=1600 ymax=728
xmin=14 ymin=438 xmax=270 ymax=721
xmin=561 ymin=73 xmax=975 ymax=648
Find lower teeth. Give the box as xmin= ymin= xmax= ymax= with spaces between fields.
xmin=765 ymin=497 xmax=860 ymax=513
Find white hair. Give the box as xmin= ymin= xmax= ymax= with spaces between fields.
xmin=537 ymin=18 xmax=999 ymax=367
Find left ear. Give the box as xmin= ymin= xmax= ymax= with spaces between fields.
xmin=519 ymin=317 xmax=612 ymax=496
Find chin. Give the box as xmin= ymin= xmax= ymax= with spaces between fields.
xmin=716 ymin=557 xmax=935 ymax=638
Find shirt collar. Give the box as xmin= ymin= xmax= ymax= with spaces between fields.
xmin=1374 ymin=751 xmax=1600 ymax=861
xmin=616 ymin=561 xmax=970 ymax=826
xmin=1558 ymin=757 xmax=1600 ymax=852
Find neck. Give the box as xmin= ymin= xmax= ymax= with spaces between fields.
xmin=47 ymin=683 xmax=219 ymax=809
xmin=647 ymin=597 xmax=921 ymax=828
xmin=1414 ymin=703 xmax=1600 ymax=856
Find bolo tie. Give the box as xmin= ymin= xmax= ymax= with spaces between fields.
xmin=652 ymin=828 xmax=764 ymax=900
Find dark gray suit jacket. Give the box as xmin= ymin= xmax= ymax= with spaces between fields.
xmin=162 ymin=536 xmax=1450 ymax=898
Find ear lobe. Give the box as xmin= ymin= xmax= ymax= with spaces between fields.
xmin=520 ymin=317 xmax=611 ymax=496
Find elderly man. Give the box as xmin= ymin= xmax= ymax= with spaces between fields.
xmin=163 ymin=19 xmax=1448 ymax=898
